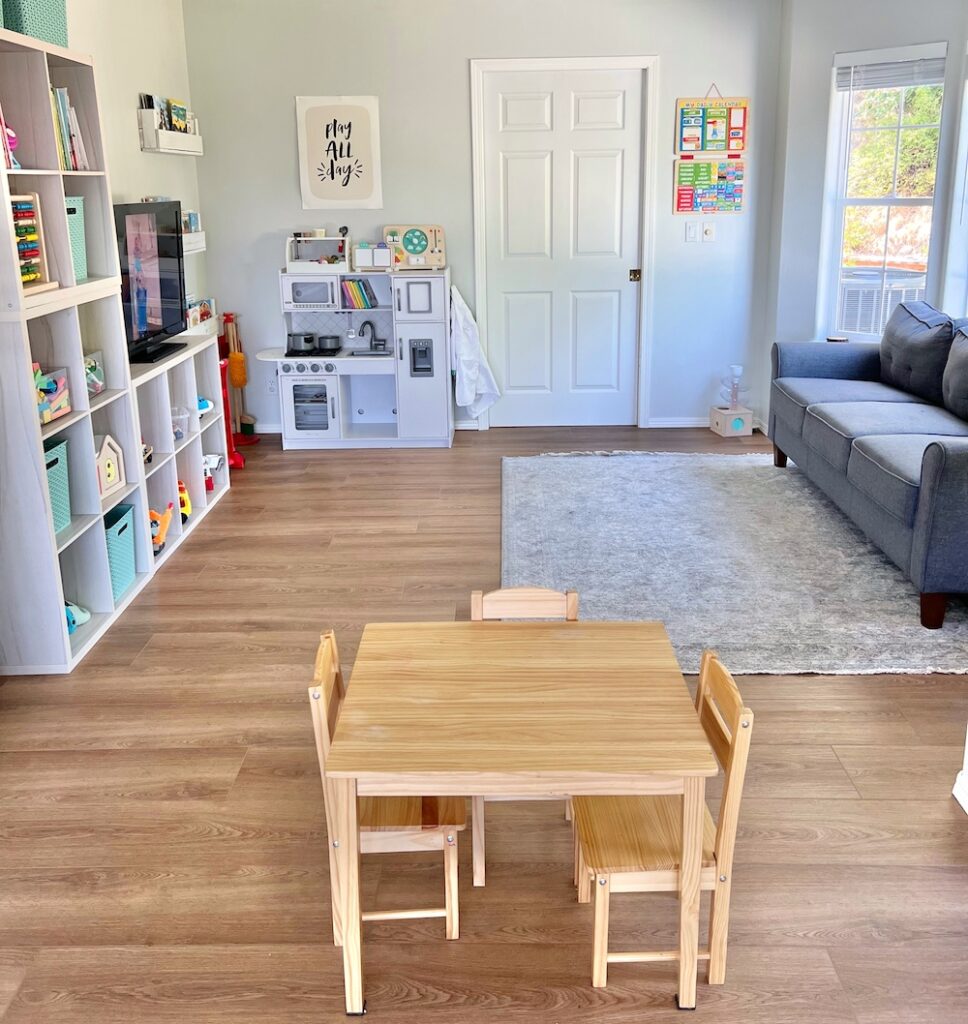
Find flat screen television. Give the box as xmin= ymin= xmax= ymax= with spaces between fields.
xmin=114 ymin=201 xmax=187 ymax=362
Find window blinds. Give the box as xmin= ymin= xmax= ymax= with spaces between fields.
xmin=835 ymin=58 xmax=946 ymax=92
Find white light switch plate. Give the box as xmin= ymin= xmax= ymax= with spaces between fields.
xmin=685 ymin=221 xmax=699 ymax=243
xmin=702 ymin=222 xmax=716 ymax=243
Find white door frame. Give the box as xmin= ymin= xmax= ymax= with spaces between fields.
xmin=470 ymin=55 xmax=660 ymax=430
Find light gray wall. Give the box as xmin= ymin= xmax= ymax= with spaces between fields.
xmin=67 ymin=0 xmax=207 ymax=298
xmin=183 ymin=0 xmax=782 ymax=429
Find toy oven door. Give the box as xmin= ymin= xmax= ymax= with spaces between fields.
xmin=281 ymin=375 xmax=340 ymax=440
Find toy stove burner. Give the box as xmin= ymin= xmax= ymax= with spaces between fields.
xmin=284 ymin=344 xmax=341 ymax=358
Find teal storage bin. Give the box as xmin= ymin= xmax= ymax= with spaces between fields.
xmin=104 ymin=503 xmax=136 ymax=603
xmin=64 ymin=196 xmax=86 ymax=283
xmin=2 ymin=1 xmax=67 ymax=47
xmin=43 ymin=437 xmax=70 ymax=533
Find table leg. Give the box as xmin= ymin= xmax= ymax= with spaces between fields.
xmin=678 ymin=776 xmax=704 ymax=1010
xmin=331 ymin=777 xmax=364 ymax=1014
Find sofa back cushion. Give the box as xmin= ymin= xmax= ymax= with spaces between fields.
xmin=943 ymin=327 xmax=968 ymax=421
xmin=880 ymin=301 xmax=954 ymax=404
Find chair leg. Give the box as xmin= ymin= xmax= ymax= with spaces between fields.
xmin=444 ymin=831 xmax=459 ymax=940
xmin=708 ymin=876 xmax=732 ymax=984
xmin=591 ymin=874 xmax=610 ymax=988
xmin=577 ymin=844 xmax=591 ymax=904
xmin=773 ymin=444 xmax=788 ymax=468
xmin=472 ymin=796 xmax=486 ymax=887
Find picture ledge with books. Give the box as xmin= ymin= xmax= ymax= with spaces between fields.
xmin=137 ymin=92 xmax=204 ymax=156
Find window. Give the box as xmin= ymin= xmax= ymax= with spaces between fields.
xmin=825 ymin=48 xmax=947 ymax=338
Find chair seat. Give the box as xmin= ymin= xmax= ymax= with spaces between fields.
xmin=360 ymin=796 xmax=467 ymax=832
xmin=573 ymin=795 xmax=716 ymax=874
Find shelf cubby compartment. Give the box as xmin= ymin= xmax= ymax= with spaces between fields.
xmin=134 ymin=371 xmax=173 ymax=460
xmin=47 ymin=415 xmax=102 ymax=531
xmin=145 ymin=454 xmax=182 ymax=553
xmin=201 ymin=426 xmax=229 ymax=499
xmin=169 ymin=354 xmax=200 ymax=439
xmin=60 ymin=174 xmax=116 ymax=281
xmin=193 ymin=346 xmax=220 ymax=422
xmin=0 ymin=48 xmax=60 ymax=170
xmin=175 ymin=434 xmax=205 ymax=522
xmin=13 ymin=173 xmax=73 ymax=297
xmin=47 ymin=57 xmax=105 ymax=172
xmin=78 ymin=295 xmax=128 ymax=394
xmin=27 ymin=304 xmax=87 ymax=417
xmin=91 ymin=395 xmax=141 ymax=509
xmin=59 ymin=515 xmax=114 ymax=655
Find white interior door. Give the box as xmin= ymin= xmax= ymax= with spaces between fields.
xmin=481 ymin=66 xmax=643 ymax=426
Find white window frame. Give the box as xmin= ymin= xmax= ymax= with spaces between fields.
xmin=819 ymin=43 xmax=949 ymax=341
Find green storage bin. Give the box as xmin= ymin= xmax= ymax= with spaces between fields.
xmin=43 ymin=437 xmax=70 ymax=533
xmin=64 ymin=196 xmax=86 ymax=283
xmin=104 ymin=503 xmax=135 ymax=603
xmin=2 ymin=1 xmax=67 ymax=47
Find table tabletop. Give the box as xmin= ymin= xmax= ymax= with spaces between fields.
xmin=326 ymin=620 xmax=718 ymax=794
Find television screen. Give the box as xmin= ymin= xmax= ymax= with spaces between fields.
xmin=115 ymin=201 xmax=187 ymax=361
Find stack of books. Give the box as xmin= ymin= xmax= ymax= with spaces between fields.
xmin=341 ymin=279 xmax=380 ymax=309
xmin=50 ymin=87 xmax=91 ymax=171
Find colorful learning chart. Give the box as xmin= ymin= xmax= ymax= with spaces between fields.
xmin=674 ymin=159 xmax=745 ymax=214
xmin=676 ymin=97 xmax=749 ymax=154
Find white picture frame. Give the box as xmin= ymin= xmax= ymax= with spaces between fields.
xmin=295 ymin=95 xmax=383 ymax=210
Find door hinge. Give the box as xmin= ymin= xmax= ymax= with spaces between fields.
xmin=629 ymin=268 xmax=642 ymax=282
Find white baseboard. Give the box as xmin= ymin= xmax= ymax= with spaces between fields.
xmin=954 ymin=771 xmax=968 ymax=816
xmin=645 ymin=417 xmax=710 ymax=428
xmin=255 ymin=423 xmax=282 ymax=434
xmin=456 ymin=419 xmax=481 ymax=430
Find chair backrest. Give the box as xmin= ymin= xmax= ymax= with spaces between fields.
xmin=470 ymin=586 xmax=579 ymax=621
xmin=694 ymin=650 xmax=753 ymax=876
xmin=308 ymin=630 xmax=346 ymax=770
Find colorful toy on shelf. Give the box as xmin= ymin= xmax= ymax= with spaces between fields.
xmin=64 ymin=601 xmax=91 ymax=635
xmin=197 ymin=395 xmax=214 ymax=416
xmin=11 ymin=193 xmax=57 ymax=295
xmin=149 ymin=502 xmax=175 ymax=556
xmin=171 ymin=406 xmax=189 ymax=442
xmin=142 ymin=440 xmax=153 ymax=464
xmin=202 ymin=452 xmax=223 ymax=492
xmin=94 ymin=434 xmax=126 ymax=497
xmin=33 ymin=362 xmax=71 ymax=424
xmin=178 ymin=479 xmax=192 ymax=523
xmin=84 ymin=350 xmax=106 ymax=396
xmin=2 ymin=120 xmax=21 ymax=169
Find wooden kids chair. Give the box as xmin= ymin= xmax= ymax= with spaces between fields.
xmin=469 ymin=586 xmax=579 ymax=886
xmin=308 ymin=630 xmax=466 ymax=943
xmin=573 ymin=651 xmax=753 ymax=988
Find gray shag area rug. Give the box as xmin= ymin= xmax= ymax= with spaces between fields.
xmin=502 ymin=452 xmax=968 ymax=675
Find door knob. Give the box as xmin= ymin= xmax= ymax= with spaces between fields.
xmin=629 ymin=269 xmax=642 ymax=282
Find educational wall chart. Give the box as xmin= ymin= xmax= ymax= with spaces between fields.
xmin=676 ymin=97 xmax=749 ymax=154
xmin=674 ymin=159 xmax=745 ymax=214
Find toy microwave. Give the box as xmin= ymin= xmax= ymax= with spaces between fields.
xmin=383 ymin=225 xmax=446 ymax=269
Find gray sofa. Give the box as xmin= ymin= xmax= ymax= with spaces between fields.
xmin=769 ymin=301 xmax=968 ymax=628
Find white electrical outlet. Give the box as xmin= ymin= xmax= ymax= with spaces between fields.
xmin=702 ymin=222 xmax=717 ymax=243
xmin=267 ymin=373 xmax=277 ymax=396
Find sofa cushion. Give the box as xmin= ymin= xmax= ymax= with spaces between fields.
xmin=880 ymin=301 xmax=954 ymax=404
xmin=772 ymin=377 xmax=926 ymax=434
xmin=802 ymin=401 xmax=968 ymax=472
xmin=942 ymin=328 xmax=968 ymax=421
xmin=847 ymin=434 xmax=938 ymax=526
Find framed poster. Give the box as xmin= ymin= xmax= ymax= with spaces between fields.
xmin=676 ymin=97 xmax=748 ymax=154
xmin=674 ymin=159 xmax=745 ymax=214
xmin=295 ymin=95 xmax=383 ymax=210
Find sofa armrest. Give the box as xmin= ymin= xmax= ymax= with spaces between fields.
xmin=911 ymin=438 xmax=968 ymax=593
xmin=771 ymin=342 xmax=881 ymax=382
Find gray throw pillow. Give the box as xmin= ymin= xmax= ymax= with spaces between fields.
xmin=942 ymin=328 xmax=968 ymax=421
xmin=880 ymin=301 xmax=954 ymax=404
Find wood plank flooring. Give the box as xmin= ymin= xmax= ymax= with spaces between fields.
xmin=1 ymin=427 xmax=966 ymax=1023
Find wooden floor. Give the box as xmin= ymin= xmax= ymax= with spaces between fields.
xmin=1 ymin=427 xmax=966 ymax=1023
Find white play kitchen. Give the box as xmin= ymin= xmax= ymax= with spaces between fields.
xmin=258 ymin=226 xmax=453 ymax=450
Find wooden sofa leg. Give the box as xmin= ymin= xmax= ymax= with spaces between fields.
xmin=920 ymin=592 xmax=947 ymax=629
xmin=773 ymin=444 xmax=788 ymax=468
